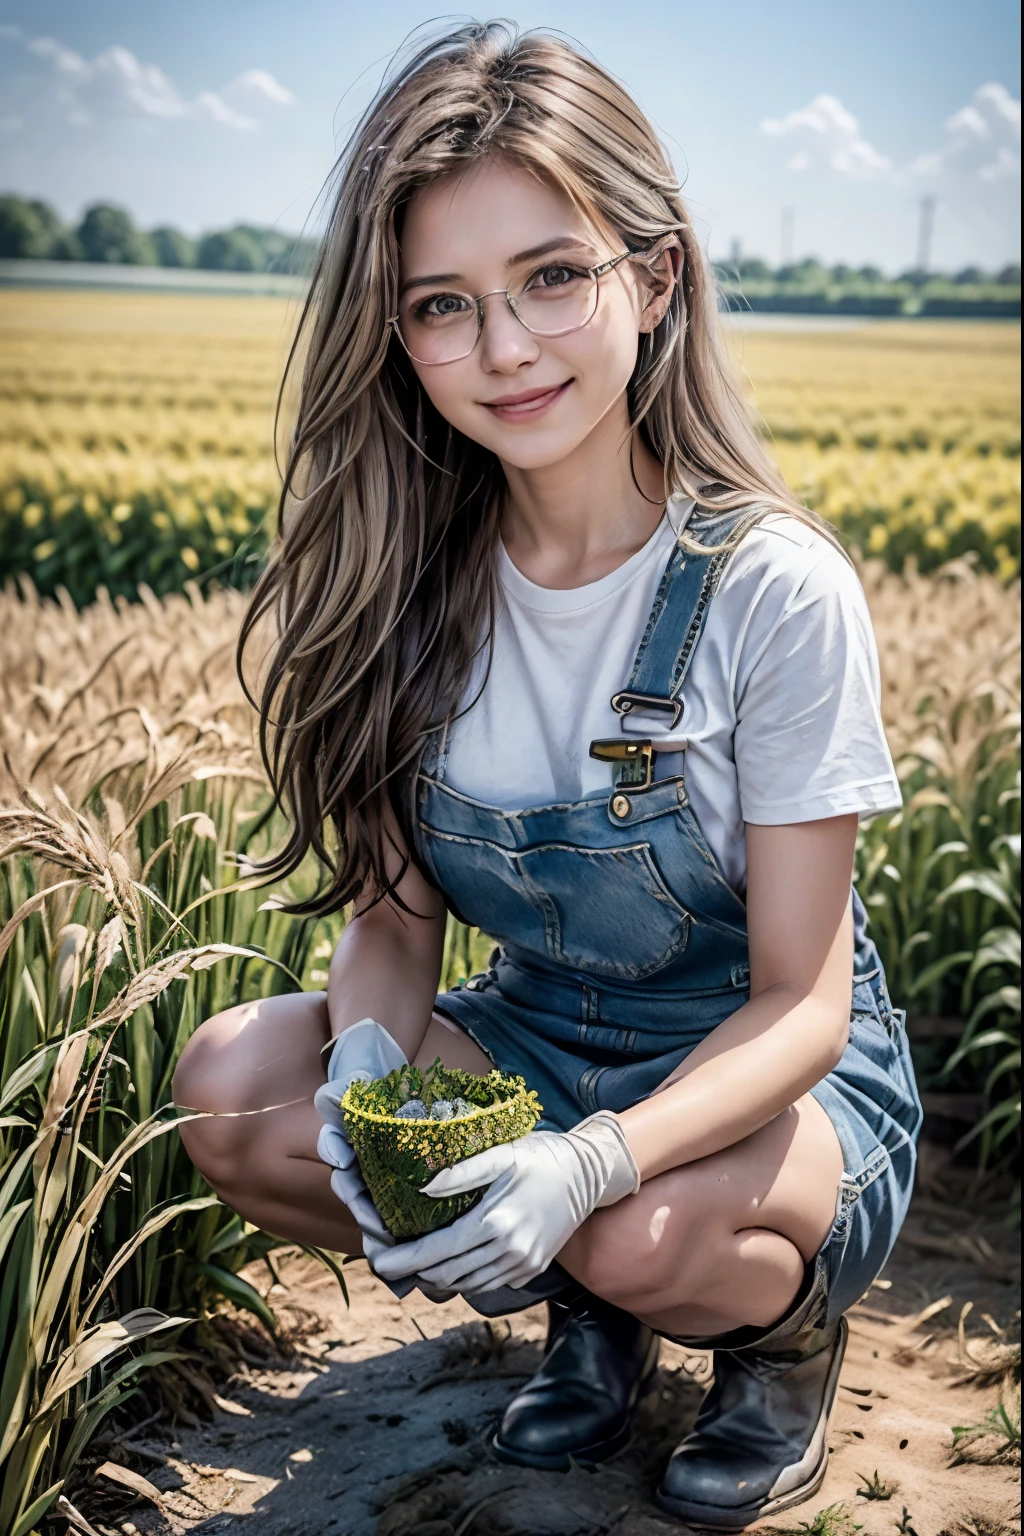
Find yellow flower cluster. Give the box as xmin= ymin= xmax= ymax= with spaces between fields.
xmin=728 ymin=319 xmax=1020 ymax=578
xmin=0 ymin=293 xmax=1019 ymax=600
xmin=0 ymin=290 xmax=295 ymax=601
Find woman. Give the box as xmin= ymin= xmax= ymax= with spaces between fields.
xmin=173 ymin=23 xmax=922 ymax=1529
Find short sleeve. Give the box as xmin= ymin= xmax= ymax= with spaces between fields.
xmin=731 ymin=524 xmax=902 ymax=826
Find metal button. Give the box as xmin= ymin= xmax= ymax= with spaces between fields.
xmin=611 ymin=793 xmax=631 ymax=819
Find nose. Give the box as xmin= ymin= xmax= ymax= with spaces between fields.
xmin=477 ymin=289 xmax=540 ymax=372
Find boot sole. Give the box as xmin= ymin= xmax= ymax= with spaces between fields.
xmin=492 ymin=1352 xmax=660 ymax=1472
xmin=654 ymin=1316 xmax=848 ymax=1531
xmin=492 ymin=1417 xmax=633 ymax=1471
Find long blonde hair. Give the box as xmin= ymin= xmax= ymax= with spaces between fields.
xmin=239 ymin=20 xmax=836 ymax=916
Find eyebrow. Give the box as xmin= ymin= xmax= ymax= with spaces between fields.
xmin=398 ymin=236 xmax=600 ymax=298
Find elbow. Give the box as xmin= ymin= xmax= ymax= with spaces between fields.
xmin=825 ymin=1012 xmax=849 ymax=1074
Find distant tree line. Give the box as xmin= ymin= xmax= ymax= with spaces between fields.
xmin=0 ymin=195 xmax=1018 ymax=304
xmin=714 ymin=255 xmax=1020 ymax=318
xmin=718 ymin=255 xmax=1021 ymax=288
xmin=0 ymin=195 xmax=318 ymax=274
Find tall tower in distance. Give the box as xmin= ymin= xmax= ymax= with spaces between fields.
xmin=780 ymin=206 xmax=795 ymax=269
xmin=917 ymin=196 xmax=936 ymax=273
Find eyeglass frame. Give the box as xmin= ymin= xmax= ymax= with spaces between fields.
xmin=387 ymin=235 xmax=677 ymax=366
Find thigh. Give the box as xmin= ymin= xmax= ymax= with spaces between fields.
xmin=173 ymin=990 xmax=332 ymax=1113
xmin=414 ymin=1012 xmax=496 ymax=1076
xmin=565 ymin=1091 xmax=845 ymax=1300
xmin=173 ymin=998 xmax=492 ymax=1132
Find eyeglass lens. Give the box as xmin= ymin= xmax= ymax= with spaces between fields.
xmin=397 ymin=266 xmax=600 ymax=364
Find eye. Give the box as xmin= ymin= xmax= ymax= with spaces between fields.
xmin=526 ymin=263 xmax=586 ymax=291
xmin=411 ymin=292 xmax=473 ymax=322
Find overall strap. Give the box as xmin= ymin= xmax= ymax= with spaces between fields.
xmin=589 ymin=502 xmax=770 ymax=795
xmin=620 ymin=503 xmax=770 ymax=710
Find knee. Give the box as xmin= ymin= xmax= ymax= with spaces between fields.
xmin=172 ymin=1002 xmax=258 ymax=1114
xmin=569 ymin=1202 xmax=695 ymax=1309
xmin=172 ymin=1003 xmax=267 ymax=1184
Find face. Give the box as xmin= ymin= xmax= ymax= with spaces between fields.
xmin=395 ymin=156 xmax=671 ymax=471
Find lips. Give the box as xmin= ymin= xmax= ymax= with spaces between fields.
xmin=481 ymin=380 xmax=572 ymax=419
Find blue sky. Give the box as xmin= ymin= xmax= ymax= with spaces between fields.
xmin=0 ymin=1 xmax=1019 ymax=271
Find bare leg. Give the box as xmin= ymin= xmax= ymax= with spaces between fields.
xmin=173 ymin=995 xmax=842 ymax=1335
xmin=559 ymin=1092 xmax=844 ymax=1336
xmin=172 ymin=994 xmax=493 ymax=1251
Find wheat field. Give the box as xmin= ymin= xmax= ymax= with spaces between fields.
xmin=0 ymin=294 xmax=1020 ymax=602
xmin=0 ymin=295 xmax=1019 ymax=1535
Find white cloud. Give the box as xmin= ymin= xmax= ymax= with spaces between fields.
xmin=760 ymin=94 xmax=894 ymax=181
xmin=910 ymin=82 xmax=1021 ymax=183
xmin=227 ymin=69 xmax=295 ymax=106
xmin=1 ymin=25 xmax=292 ymax=132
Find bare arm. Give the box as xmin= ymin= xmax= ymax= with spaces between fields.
xmin=618 ymin=813 xmax=857 ymax=1181
xmin=326 ymin=814 xmax=448 ymax=1061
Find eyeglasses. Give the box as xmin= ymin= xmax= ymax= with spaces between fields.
xmin=389 ymin=241 xmax=667 ymax=366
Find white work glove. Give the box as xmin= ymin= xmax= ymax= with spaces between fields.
xmin=369 ymin=1111 xmax=641 ymax=1295
xmin=313 ymin=1019 xmax=407 ymax=1247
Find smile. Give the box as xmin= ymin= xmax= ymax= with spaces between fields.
xmin=481 ymin=380 xmax=572 ymax=421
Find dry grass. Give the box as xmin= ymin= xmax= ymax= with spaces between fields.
xmin=1 ymin=555 xmax=1018 ymax=802
xmin=0 ymin=579 xmax=257 ymax=806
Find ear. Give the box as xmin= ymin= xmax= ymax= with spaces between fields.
xmin=638 ymin=235 xmax=682 ymax=334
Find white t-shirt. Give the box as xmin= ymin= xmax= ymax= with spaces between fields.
xmin=443 ymin=500 xmax=902 ymax=896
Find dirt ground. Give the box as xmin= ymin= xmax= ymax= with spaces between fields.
xmin=72 ymin=1168 xmax=1020 ymax=1536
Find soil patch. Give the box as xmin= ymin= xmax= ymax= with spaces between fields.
xmin=71 ymin=1189 xmax=1020 ymax=1536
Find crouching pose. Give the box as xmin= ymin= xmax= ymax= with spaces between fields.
xmin=173 ymin=24 xmax=922 ymax=1529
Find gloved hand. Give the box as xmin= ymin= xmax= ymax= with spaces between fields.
xmin=313 ymin=1019 xmax=407 ymax=1247
xmin=369 ymin=1111 xmax=641 ymax=1294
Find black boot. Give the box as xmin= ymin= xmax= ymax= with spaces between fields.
xmin=656 ymin=1314 xmax=848 ymax=1530
xmin=493 ymin=1287 xmax=660 ymax=1471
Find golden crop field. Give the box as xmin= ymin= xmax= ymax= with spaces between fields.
xmin=0 ymin=292 xmax=1019 ymax=1535
xmin=0 ymin=292 xmax=293 ymax=602
xmin=0 ymin=292 xmax=1020 ymax=604
xmin=726 ymin=320 xmax=1020 ymax=579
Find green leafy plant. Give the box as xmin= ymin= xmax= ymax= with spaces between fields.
xmin=951 ymin=1385 xmax=1022 ymax=1466
xmin=776 ymin=1501 xmax=863 ymax=1535
xmin=0 ymin=763 xmax=347 ymax=1535
xmin=854 ymin=568 xmax=1020 ymax=1177
xmin=856 ymin=1468 xmax=898 ymax=1500
xmin=343 ymin=1060 xmax=542 ymax=1239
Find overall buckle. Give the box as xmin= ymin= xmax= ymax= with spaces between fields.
xmin=609 ymin=690 xmax=683 ymax=729
xmin=589 ymin=737 xmax=654 ymax=790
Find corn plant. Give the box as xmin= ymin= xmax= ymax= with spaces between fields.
xmin=1 ymin=296 xmax=1019 ymax=606
xmin=854 ymin=559 xmax=1021 ymax=1170
xmin=0 ymin=544 xmax=1019 ymax=1527
xmin=0 ymin=757 xmax=351 ymax=1536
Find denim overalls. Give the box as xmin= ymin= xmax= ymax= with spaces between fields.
xmin=411 ymin=506 xmax=923 ymax=1323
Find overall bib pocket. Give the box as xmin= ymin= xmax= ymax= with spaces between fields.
xmin=419 ymin=818 xmax=695 ymax=984
xmin=516 ymin=840 xmax=691 ymax=981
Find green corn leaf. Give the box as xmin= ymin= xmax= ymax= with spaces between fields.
xmin=942 ymin=1024 xmax=1019 ymax=1078
xmin=984 ymin=1049 xmax=1022 ymax=1095
xmin=188 ymin=1261 xmax=278 ymax=1335
xmin=0 ymin=1037 xmax=67 ymax=1115
xmin=935 ymin=869 xmax=1019 ymax=918
xmin=205 ymin=1213 xmax=246 ymax=1257
xmin=921 ymin=840 xmax=970 ymax=875
xmin=955 ymin=1097 xmax=1022 ymax=1151
xmin=9 ymin=1479 xmax=64 ymax=1536
xmin=964 ymin=927 xmax=1021 ymax=985
xmin=296 ymin=1243 xmax=350 ymax=1306
xmin=60 ymin=1387 xmax=142 ymax=1476
xmin=0 ymin=1197 xmax=31 ymax=1271
xmin=35 ymin=1308 xmax=190 ymax=1418
xmin=906 ymin=949 xmax=973 ymax=995
xmin=79 ymin=1193 xmax=220 ymax=1330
